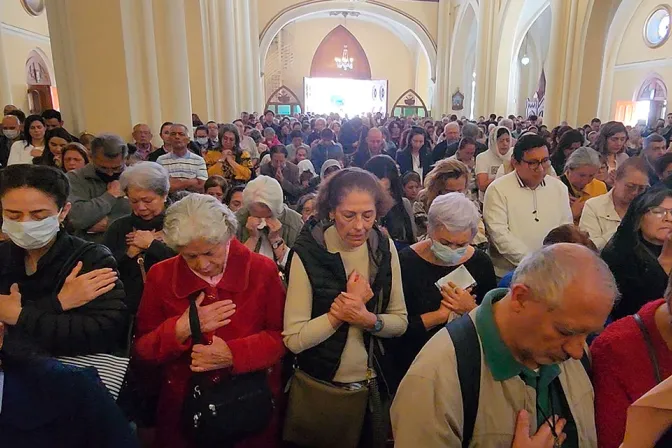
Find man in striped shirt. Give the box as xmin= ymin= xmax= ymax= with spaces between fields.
xmin=157 ymin=124 xmax=207 ymax=193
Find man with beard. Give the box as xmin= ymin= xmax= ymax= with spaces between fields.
xmin=66 ymin=133 xmax=131 ymax=243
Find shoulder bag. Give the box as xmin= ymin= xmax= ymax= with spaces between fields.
xmin=182 ymin=293 xmax=274 ymax=446
xmin=282 ymin=296 xmax=383 ymax=448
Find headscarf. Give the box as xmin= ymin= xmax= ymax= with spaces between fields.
xmin=487 ymin=125 xmax=513 ymax=163
xmin=242 ymin=175 xmax=284 ymax=217
xmin=320 ymin=159 xmax=342 ymax=180
xmin=297 ymin=159 xmax=317 ymax=178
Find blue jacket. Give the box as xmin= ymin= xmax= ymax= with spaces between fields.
xmin=0 ymin=357 xmax=138 ymax=447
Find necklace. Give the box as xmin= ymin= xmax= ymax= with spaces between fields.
xmin=536 ymin=391 xmax=562 ymax=448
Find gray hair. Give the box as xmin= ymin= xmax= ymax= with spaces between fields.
xmin=427 ymin=192 xmax=479 ymax=238
xmin=264 ymin=127 xmax=276 ymax=137
xmin=565 ymin=147 xmax=601 ymax=171
xmin=645 ymin=132 xmax=666 ymax=149
xmin=91 ymin=133 xmax=129 ymax=159
xmin=315 ymin=118 xmax=327 ymax=127
xmin=462 ymin=122 xmax=479 ymax=139
xmin=163 ymin=194 xmax=238 ymax=249
xmin=498 ymin=118 xmax=514 ymax=131
xmin=511 ymin=243 xmax=618 ymax=309
xmin=119 ymin=161 xmax=170 ymax=196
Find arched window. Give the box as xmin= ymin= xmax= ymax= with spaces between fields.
xmin=637 ymin=75 xmax=668 ymax=102
xmin=265 ymin=86 xmax=303 ymax=116
xmin=391 ymin=89 xmax=429 ymax=118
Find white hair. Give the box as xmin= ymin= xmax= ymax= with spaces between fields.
xmin=119 ymin=161 xmax=170 ymax=196
xmin=316 ymin=118 xmax=327 ymax=126
xmin=511 ymin=243 xmax=618 ymax=309
xmin=444 ymin=122 xmax=459 ymax=132
xmin=427 ymin=192 xmax=479 ymax=237
xmin=163 ymin=194 xmax=238 ymax=249
xmin=498 ymin=118 xmax=514 ymax=131
xmin=242 ymin=175 xmax=284 ymax=217
xmin=565 ymin=147 xmax=601 ymax=171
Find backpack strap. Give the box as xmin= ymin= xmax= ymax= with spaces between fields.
xmin=445 ymin=314 xmax=481 ymax=448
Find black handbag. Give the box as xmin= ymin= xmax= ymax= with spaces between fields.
xmin=182 ymin=293 xmax=274 ymax=446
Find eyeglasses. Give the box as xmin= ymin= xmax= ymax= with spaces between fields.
xmin=648 ymin=206 xmax=672 ymax=219
xmin=521 ymin=157 xmax=550 ymax=170
xmin=624 ymin=183 xmax=649 ymax=194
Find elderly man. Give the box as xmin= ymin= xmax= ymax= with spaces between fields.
xmin=128 ymin=123 xmax=155 ymax=161
xmin=483 ymin=134 xmax=572 ymax=277
xmin=352 ymin=127 xmax=390 ymax=167
xmin=67 ymin=134 xmax=131 ymax=243
xmin=307 ymin=117 xmax=327 ymax=146
xmin=157 ymin=124 xmax=207 ymax=194
xmin=393 ymin=243 xmax=617 ymax=447
xmin=432 ymin=122 xmax=460 ymax=162
xmin=642 ymin=133 xmax=668 ymax=185
xmin=437 ymin=122 xmax=488 ymax=162
xmin=0 ymin=114 xmax=22 ymax=167
xmin=260 ymin=145 xmax=302 ymax=204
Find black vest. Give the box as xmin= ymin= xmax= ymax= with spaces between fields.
xmin=287 ymin=219 xmax=392 ymax=382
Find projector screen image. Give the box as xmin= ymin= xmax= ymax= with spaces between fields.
xmin=304 ymin=77 xmax=388 ymax=116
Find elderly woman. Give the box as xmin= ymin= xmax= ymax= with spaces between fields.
xmin=602 ymin=185 xmax=672 ymax=320
xmin=103 ymin=162 xmax=175 ymax=314
xmin=413 ymin=159 xmax=488 ymax=247
xmin=391 ymin=193 xmax=496 ymax=385
xmin=283 ymin=168 xmax=408 ymax=448
xmin=61 ymin=142 xmax=90 ymax=172
xmin=559 ymin=147 xmax=608 ymax=222
xmin=591 ymin=271 xmax=672 ymax=448
xmin=296 ymin=192 xmax=317 ymax=223
xmin=0 ymin=164 xmax=126 ymax=356
xmin=236 ymin=175 xmax=303 ymax=269
xmin=580 ymin=157 xmax=649 ymax=250
xmin=133 ymin=194 xmax=286 ymax=448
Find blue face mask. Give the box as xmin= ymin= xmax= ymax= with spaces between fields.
xmin=430 ymin=240 xmax=468 ymax=265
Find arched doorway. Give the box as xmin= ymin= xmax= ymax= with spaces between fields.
xmin=635 ymin=74 xmax=668 ymax=126
xmin=25 ymin=48 xmax=57 ymax=114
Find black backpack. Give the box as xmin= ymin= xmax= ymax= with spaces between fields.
xmin=446 ymin=314 xmax=592 ymax=448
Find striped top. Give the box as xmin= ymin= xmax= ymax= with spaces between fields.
xmin=157 ymin=150 xmax=208 ymax=180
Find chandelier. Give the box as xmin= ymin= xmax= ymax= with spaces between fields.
xmin=335 ymin=45 xmax=354 ymax=71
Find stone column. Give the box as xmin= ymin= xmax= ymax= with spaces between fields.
xmin=234 ymin=0 xmax=254 ymax=112
xmin=248 ymin=0 xmax=264 ymax=113
xmin=0 ymin=16 xmax=13 ymax=107
xmin=433 ymin=0 xmax=452 ymax=116
xmin=217 ymin=0 xmax=239 ymax=120
xmin=474 ymin=0 xmax=496 ymax=117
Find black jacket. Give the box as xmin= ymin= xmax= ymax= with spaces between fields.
xmin=103 ymin=213 xmax=175 ymax=314
xmin=286 ymin=219 xmax=392 ymax=382
xmin=601 ymin=188 xmax=669 ymax=320
xmin=339 ymin=122 xmax=368 ymax=155
xmin=0 ymin=356 xmax=138 ymax=447
xmin=0 ymin=231 xmax=128 ymax=356
xmin=396 ymin=147 xmax=433 ymax=181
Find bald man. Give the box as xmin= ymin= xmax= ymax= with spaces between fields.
xmin=129 ymin=123 xmax=155 ymax=161
xmin=432 ymin=122 xmax=461 ymax=162
xmin=352 ymin=127 xmax=393 ymax=167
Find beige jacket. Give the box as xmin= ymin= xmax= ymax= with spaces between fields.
xmin=391 ymin=309 xmax=597 ymax=447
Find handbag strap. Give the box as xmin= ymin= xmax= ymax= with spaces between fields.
xmin=634 ymin=313 xmax=662 ymax=384
xmin=188 ymin=293 xmax=204 ymax=345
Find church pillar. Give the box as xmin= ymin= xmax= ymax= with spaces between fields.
xmin=474 ymin=0 xmax=497 ymax=117
xmin=217 ymin=0 xmax=239 ymax=120
xmin=434 ymin=0 xmax=452 ymax=116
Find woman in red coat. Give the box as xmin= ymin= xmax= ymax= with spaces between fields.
xmin=134 ymin=194 xmax=286 ymax=448
xmin=591 ymin=273 xmax=672 ymax=448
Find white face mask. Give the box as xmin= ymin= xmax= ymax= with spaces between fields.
xmin=3 ymin=129 xmax=19 ymax=139
xmin=2 ymin=212 xmax=61 ymax=250
xmin=196 ymin=137 xmax=209 ymax=146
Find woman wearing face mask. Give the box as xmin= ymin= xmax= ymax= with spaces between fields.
xmin=7 ymin=114 xmax=46 ymax=166
xmin=390 ymin=192 xmax=496 ymax=385
xmin=0 ymin=164 xmax=128 ymax=356
xmin=283 ymin=168 xmax=408 ymax=448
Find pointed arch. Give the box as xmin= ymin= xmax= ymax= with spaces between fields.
xmin=391 ymin=89 xmax=429 ymax=117
xmin=310 ymin=25 xmax=372 ymax=80
xmin=635 ymin=73 xmax=668 ymax=101
xmin=265 ymin=85 xmax=303 ymax=116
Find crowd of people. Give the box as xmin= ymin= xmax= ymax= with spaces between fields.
xmin=2 ymin=104 xmax=672 ymax=447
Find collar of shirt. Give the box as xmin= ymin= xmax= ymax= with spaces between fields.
xmin=514 ymin=171 xmax=546 ymax=189
xmin=475 ymin=288 xmax=560 ymax=385
xmin=169 ymin=150 xmax=191 ymax=160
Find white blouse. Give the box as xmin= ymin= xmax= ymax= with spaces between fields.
xmin=7 ymin=140 xmax=44 ymax=166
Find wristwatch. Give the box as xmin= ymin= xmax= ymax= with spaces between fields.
xmin=369 ymin=315 xmax=384 ymax=333
xmin=271 ymin=239 xmax=285 ymax=250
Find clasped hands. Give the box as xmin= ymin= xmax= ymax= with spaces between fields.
xmin=126 ymin=229 xmax=164 ymax=258
xmin=175 ymin=292 xmax=237 ymax=373
xmin=328 ymin=271 xmax=377 ymax=329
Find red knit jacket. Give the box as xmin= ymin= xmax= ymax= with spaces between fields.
xmin=591 ymin=299 xmax=672 ymax=448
